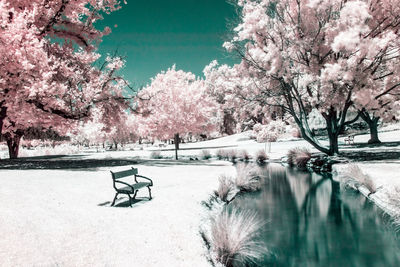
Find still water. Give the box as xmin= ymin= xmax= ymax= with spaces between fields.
xmin=233 ymin=163 xmax=400 ymax=267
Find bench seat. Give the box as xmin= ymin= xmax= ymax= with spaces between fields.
xmin=118 ymin=182 xmax=151 ymax=193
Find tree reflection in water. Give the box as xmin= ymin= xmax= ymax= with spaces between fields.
xmin=233 ymin=163 xmax=400 ymax=267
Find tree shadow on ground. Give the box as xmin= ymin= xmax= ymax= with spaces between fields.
xmin=0 ymin=154 xmax=139 ymax=170
xmin=339 ymin=142 xmax=400 ymax=162
xmin=136 ymin=159 xmax=231 ymax=167
xmin=343 ymin=141 xmax=400 ymax=149
xmin=157 ymin=144 xmax=237 ymax=152
xmin=98 ymin=197 xmax=149 ymax=208
xmin=0 ymin=154 xmax=230 ymax=170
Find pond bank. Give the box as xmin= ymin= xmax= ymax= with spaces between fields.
xmin=333 ymin=161 xmax=400 ymax=218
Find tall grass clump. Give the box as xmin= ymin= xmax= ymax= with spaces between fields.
xmin=287 ymin=147 xmax=311 ymax=170
xmin=235 ymin=164 xmax=262 ymax=192
xmin=238 ymin=150 xmax=251 ymax=162
xmin=200 ymin=149 xmax=212 ymax=160
xmin=214 ymin=175 xmax=237 ymax=203
xmin=340 ymin=164 xmax=377 ymax=194
xmin=216 ymin=149 xmax=228 ymax=160
xmin=209 ymin=207 xmax=267 ymax=267
xmin=228 ymin=149 xmax=238 ymax=163
xmin=255 ymin=149 xmax=268 ymax=164
xmin=150 ymin=151 xmax=163 ymax=159
xmin=386 ymin=186 xmax=400 ymax=228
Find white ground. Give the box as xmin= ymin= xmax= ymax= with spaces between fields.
xmin=0 ymin=162 xmax=236 ymax=267
xmin=0 ymin=128 xmax=399 ymax=266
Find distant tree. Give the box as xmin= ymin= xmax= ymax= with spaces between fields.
xmin=137 ymin=66 xmax=217 ymax=159
xmin=207 ymin=0 xmax=400 ymax=155
xmin=0 ymin=1 xmax=130 ymax=158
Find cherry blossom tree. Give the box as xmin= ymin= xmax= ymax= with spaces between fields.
xmin=208 ymin=0 xmax=400 ymax=155
xmin=0 ymin=0 xmax=130 ymax=158
xmin=137 ymin=66 xmax=217 ymax=160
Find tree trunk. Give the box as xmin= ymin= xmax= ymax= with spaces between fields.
xmin=5 ymin=132 xmax=23 ymax=159
xmin=360 ymin=111 xmax=381 ymax=144
xmin=0 ymin=105 xmax=7 ymax=138
xmin=368 ymin=118 xmax=381 ymax=144
xmin=174 ymin=133 xmax=180 ymax=160
xmin=327 ymin=131 xmax=340 ymax=155
xmin=324 ymin=113 xmax=340 ymax=156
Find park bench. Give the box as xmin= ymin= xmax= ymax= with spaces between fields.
xmin=110 ymin=167 xmax=153 ymax=207
xmin=344 ymin=134 xmax=355 ymax=145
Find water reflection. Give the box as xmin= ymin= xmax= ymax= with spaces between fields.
xmin=233 ymin=163 xmax=400 ymax=267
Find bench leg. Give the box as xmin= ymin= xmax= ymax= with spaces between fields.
xmin=111 ymin=193 xmax=119 ymax=206
xmin=148 ymin=186 xmax=152 ymax=200
xmin=128 ymin=194 xmax=132 ymax=207
xmin=127 ymin=191 xmax=138 ymax=207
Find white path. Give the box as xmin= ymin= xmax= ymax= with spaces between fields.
xmin=0 ymin=162 xmax=236 ymax=267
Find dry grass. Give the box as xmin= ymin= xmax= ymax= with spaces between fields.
xmin=210 ymin=207 xmax=267 ymax=267
xmin=341 ymin=164 xmax=377 ymax=194
xmin=386 ymin=187 xmax=400 ymax=228
xmin=235 ymin=164 xmax=262 ymax=192
xmin=238 ymin=150 xmax=251 ymax=162
xmin=255 ymin=149 xmax=268 ymax=164
xmin=214 ymin=175 xmax=236 ymax=203
xmin=216 ymin=149 xmax=228 ymax=160
xmin=200 ymin=149 xmax=212 ymax=160
xmin=287 ymin=147 xmax=311 ymax=170
xmin=228 ymin=149 xmax=238 ymax=162
xmin=150 ymin=151 xmax=163 ymax=159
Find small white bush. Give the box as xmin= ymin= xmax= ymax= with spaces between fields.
xmin=210 ymin=207 xmax=267 ymax=267
xmin=255 ymin=149 xmax=268 ymax=163
xmin=150 ymin=151 xmax=163 ymax=159
xmin=214 ymin=175 xmax=237 ymax=203
xmin=235 ymin=164 xmax=262 ymax=192
xmin=340 ymin=164 xmax=377 ymax=194
xmin=200 ymin=149 xmax=212 ymax=160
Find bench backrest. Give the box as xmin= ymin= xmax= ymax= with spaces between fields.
xmin=111 ymin=168 xmax=138 ymax=180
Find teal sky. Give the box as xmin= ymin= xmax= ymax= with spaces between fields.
xmin=96 ymin=0 xmax=239 ymax=87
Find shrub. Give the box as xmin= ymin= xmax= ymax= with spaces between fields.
xmin=214 ymin=175 xmax=236 ymax=203
xmin=210 ymin=207 xmax=267 ymax=267
xmin=150 ymin=151 xmax=163 ymax=159
xmin=341 ymin=164 xmax=377 ymax=194
xmin=235 ymin=164 xmax=262 ymax=192
xmin=238 ymin=150 xmax=251 ymax=162
xmin=200 ymin=149 xmax=212 ymax=160
xmin=216 ymin=149 xmax=228 ymax=160
xmin=255 ymin=149 xmax=268 ymax=164
xmin=228 ymin=149 xmax=238 ymax=163
xmin=287 ymin=147 xmax=311 ymax=170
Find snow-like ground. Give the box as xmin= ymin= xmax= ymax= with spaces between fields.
xmin=0 ymin=128 xmax=399 ymax=266
xmin=0 ymin=162 xmax=236 ymax=267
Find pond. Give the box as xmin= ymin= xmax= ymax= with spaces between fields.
xmin=232 ymin=163 xmax=400 ymax=267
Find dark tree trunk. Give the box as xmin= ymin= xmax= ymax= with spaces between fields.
xmin=174 ymin=133 xmax=180 ymax=160
xmin=368 ymin=119 xmax=380 ymax=144
xmin=222 ymin=111 xmax=236 ymax=135
xmin=360 ymin=111 xmax=381 ymax=144
xmin=0 ymin=105 xmax=7 ymax=138
xmin=324 ymin=110 xmax=340 ymax=156
xmin=5 ymin=132 xmax=23 ymax=159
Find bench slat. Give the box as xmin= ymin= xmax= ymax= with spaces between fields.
xmin=112 ymin=168 xmax=138 ymax=179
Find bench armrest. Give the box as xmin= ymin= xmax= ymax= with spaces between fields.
xmin=114 ymin=180 xmax=135 ymax=191
xmin=135 ymin=174 xmax=153 ymax=186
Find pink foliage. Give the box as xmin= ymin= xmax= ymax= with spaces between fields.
xmin=137 ymin=66 xmax=218 ymax=140
xmin=206 ymin=0 xmax=400 ymax=154
xmin=0 ymin=0 xmax=128 ymax=157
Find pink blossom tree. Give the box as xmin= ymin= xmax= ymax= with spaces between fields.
xmin=137 ymin=66 xmax=217 ymax=160
xmin=208 ymin=0 xmax=400 ymax=155
xmin=0 ymin=1 xmax=130 ymax=158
